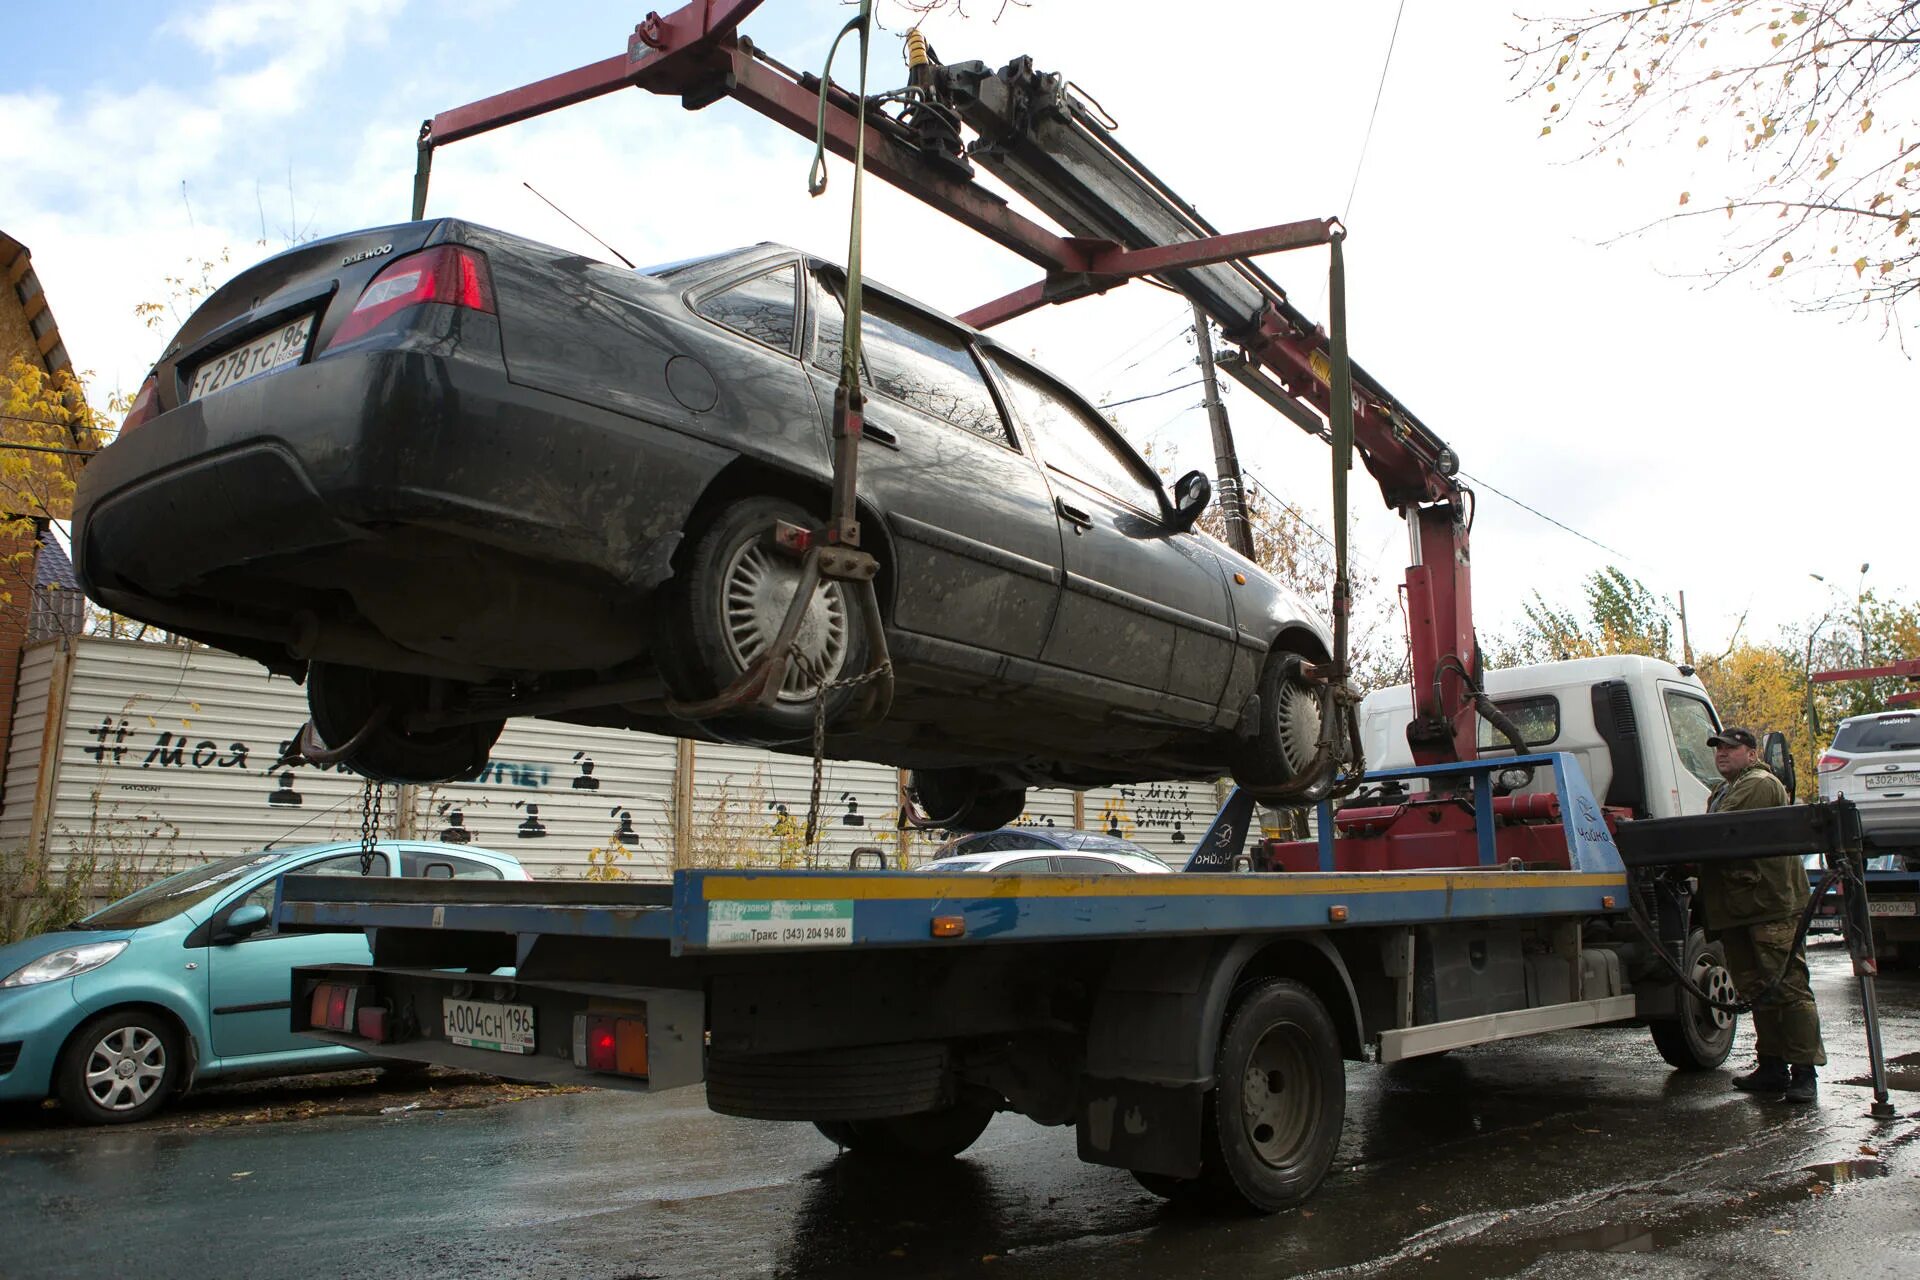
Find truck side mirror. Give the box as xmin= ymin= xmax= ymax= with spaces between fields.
xmin=1762 ymin=730 xmax=1798 ymax=800
xmin=1170 ymin=469 xmax=1211 ymax=532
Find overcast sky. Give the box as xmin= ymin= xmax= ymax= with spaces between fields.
xmin=7 ymin=1 xmax=1911 ymax=654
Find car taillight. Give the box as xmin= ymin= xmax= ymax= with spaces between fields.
xmin=325 ymin=244 xmax=495 ymax=349
xmin=573 ymin=1012 xmax=648 ymax=1078
xmin=119 ymin=374 xmax=161 ymax=434
xmin=1818 ymin=754 xmax=1846 ymax=773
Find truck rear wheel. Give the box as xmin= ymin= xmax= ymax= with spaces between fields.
xmin=1649 ymin=930 xmax=1737 ymax=1071
xmin=1196 ymin=978 xmax=1344 ymax=1214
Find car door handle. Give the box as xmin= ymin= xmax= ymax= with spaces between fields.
xmin=1056 ymin=497 xmax=1093 ymax=532
xmin=861 ymin=421 xmax=899 ymax=449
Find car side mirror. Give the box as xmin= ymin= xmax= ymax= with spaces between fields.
xmin=423 ymin=861 xmax=456 ymax=880
xmin=1763 ymin=730 xmax=1797 ymax=800
xmin=1171 ymin=469 xmax=1211 ymax=531
xmin=218 ymin=903 xmax=271 ymax=943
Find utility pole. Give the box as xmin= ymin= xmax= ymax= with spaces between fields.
xmin=1192 ymin=304 xmax=1254 ymax=561
xmin=1677 ymin=590 xmax=1694 ymax=667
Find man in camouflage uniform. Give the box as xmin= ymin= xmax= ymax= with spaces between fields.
xmin=1696 ymin=726 xmax=1826 ymax=1103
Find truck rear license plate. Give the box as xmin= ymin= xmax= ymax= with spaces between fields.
xmin=1863 ymin=773 xmax=1913 ymax=789
xmin=442 ymin=999 xmax=535 ymax=1054
xmin=1868 ymin=900 xmax=1917 ymax=917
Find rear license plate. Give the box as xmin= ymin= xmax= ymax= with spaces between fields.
xmin=188 ymin=314 xmax=314 ymax=401
xmin=1863 ymin=773 xmax=1915 ymax=789
xmin=1868 ymin=900 xmax=1917 ymax=917
xmin=442 ymin=999 xmax=535 ymax=1054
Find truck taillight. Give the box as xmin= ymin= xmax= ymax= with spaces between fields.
xmin=1818 ymin=754 xmax=1846 ymax=773
xmin=309 ymin=981 xmax=361 ymax=1032
xmin=119 ymin=375 xmax=160 ymax=434
xmin=325 ymin=244 xmax=495 ymax=349
xmin=573 ymin=1012 xmax=648 ymax=1077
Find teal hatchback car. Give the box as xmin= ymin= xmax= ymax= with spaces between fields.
xmin=0 ymin=840 xmax=525 ymax=1124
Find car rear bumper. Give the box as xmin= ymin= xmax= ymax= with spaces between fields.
xmin=74 ymin=338 xmax=734 ymax=674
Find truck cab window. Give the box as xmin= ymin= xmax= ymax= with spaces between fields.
xmin=1476 ymin=695 xmax=1560 ymax=750
xmin=1663 ymin=692 xmax=1722 ymax=790
xmin=694 ymin=263 xmax=798 ymax=353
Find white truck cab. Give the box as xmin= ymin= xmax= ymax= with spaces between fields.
xmin=1358 ymin=655 xmax=1745 ymax=820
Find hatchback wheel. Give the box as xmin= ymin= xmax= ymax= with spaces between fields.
xmin=663 ymin=496 xmax=872 ymax=739
xmin=307 ymin=662 xmax=502 ymax=784
xmin=56 ymin=1010 xmax=182 ymax=1125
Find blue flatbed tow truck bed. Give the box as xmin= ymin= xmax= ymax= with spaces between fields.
xmin=274 ymin=757 xmax=1891 ymax=1214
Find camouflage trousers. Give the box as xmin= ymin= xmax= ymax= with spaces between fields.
xmin=1721 ymin=916 xmax=1827 ymax=1067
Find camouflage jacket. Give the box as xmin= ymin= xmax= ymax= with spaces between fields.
xmin=1696 ymin=763 xmax=1806 ymax=930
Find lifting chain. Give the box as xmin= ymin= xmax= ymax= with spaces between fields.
xmin=797 ymin=652 xmax=895 ymax=854
xmin=359 ymin=780 xmax=383 ymax=876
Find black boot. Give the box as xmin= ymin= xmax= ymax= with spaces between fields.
xmin=1783 ymin=1064 xmax=1818 ymax=1104
xmin=1731 ymin=1055 xmax=1789 ymax=1093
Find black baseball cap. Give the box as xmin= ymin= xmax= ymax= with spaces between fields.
xmin=1707 ymin=727 xmax=1758 ymax=749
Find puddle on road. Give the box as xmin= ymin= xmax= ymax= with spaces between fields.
xmin=1803 ymin=1158 xmax=1887 ymax=1183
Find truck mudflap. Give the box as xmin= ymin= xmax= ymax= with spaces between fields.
xmin=292 ymin=964 xmax=705 ymax=1092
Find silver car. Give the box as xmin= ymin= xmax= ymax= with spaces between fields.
xmin=1819 ymin=710 xmax=1920 ymax=859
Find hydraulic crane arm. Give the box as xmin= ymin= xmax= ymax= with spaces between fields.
xmin=408 ymin=0 xmax=1486 ymax=768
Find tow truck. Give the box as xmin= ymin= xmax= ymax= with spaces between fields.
xmin=268 ymin=2 xmax=1901 ymax=1211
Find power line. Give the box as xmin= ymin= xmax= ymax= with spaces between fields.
xmin=1458 ymin=469 xmax=1638 ymax=565
xmin=1343 ymin=0 xmax=1409 ymax=221
xmin=1098 ymin=379 xmax=1205 ymax=411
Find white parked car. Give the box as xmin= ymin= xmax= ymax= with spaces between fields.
xmin=1819 ymin=709 xmax=1920 ymax=861
xmin=920 ymin=828 xmax=1173 ymax=875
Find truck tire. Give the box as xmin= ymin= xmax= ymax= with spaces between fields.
xmin=662 ymin=495 xmax=871 ymax=740
xmin=1198 ymin=978 xmax=1345 ymax=1214
xmin=815 ymin=1102 xmax=994 ymax=1159
xmin=1649 ymin=930 xmax=1738 ymax=1071
xmin=307 ymin=663 xmax=501 ymax=784
xmin=1131 ymin=1170 xmax=1209 ymax=1204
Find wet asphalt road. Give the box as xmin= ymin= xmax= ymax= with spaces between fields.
xmin=5 ymin=942 xmax=1918 ymax=1280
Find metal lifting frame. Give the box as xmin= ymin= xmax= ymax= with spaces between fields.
xmin=409 ymin=0 xmax=1485 ymax=767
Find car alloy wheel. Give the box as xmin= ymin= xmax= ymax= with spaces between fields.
xmin=717 ymin=530 xmax=851 ymax=704
xmin=57 ymin=1010 xmax=183 ymax=1124
xmin=83 ymin=1025 xmax=167 ymax=1113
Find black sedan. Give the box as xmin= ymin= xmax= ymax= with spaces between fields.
xmin=73 ymin=220 xmax=1331 ymax=827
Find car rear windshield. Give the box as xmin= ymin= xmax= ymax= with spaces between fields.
xmin=920 ymin=859 xmax=984 ymax=872
xmin=79 ymin=852 xmax=280 ymax=928
xmin=1833 ymin=715 xmax=1920 ymax=753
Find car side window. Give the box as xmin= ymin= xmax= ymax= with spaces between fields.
xmin=995 ymin=856 xmax=1054 ymax=874
xmin=858 ymin=295 xmax=1013 ymax=447
xmin=1664 ymin=692 xmax=1722 ymax=790
xmin=809 ymin=273 xmax=866 ymax=381
xmin=1057 ymin=855 xmax=1131 ymax=874
xmin=995 ymin=360 xmax=1161 ymax=512
xmin=693 ymin=263 xmax=798 ymax=353
xmin=400 ymin=850 xmax=505 ymax=880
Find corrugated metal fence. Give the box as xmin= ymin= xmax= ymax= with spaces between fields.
xmin=1 ymin=637 xmax=1228 ymax=882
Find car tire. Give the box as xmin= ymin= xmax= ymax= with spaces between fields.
xmin=307 ymin=662 xmax=502 ymax=784
xmin=1649 ymin=930 xmax=1738 ymax=1071
xmin=55 ymin=1009 xmax=184 ymax=1125
xmin=1197 ymin=978 xmax=1345 ymax=1214
xmin=1230 ymin=652 xmax=1325 ymax=794
xmin=663 ymin=496 xmax=873 ymax=740
xmin=906 ymin=768 xmax=1026 ymax=833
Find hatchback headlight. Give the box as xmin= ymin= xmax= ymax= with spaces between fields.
xmin=1 ymin=940 xmax=129 ymax=988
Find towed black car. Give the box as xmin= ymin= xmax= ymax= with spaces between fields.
xmin=74 ymin=219 xmax=1332 ymax=825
